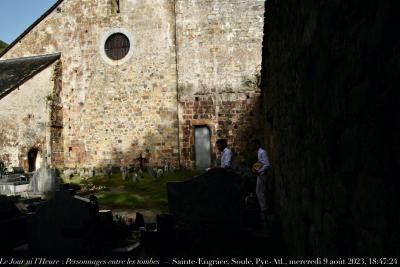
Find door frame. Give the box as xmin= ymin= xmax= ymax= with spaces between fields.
xmin=194 ymin=125 xmax=212 ymax=170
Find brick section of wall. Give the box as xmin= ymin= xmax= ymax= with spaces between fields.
xmin=262 ymin=0 xmax=400 ymax=257
xmin=176 ymin=0 xmax=265 ymax=167
xmin=180 ymin=93 xmax=261 ymax=168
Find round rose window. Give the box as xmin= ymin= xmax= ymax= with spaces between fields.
xmin=104 ymin=33 xmax=130 ymax=60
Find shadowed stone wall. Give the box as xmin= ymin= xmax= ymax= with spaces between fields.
xmin=262 ymin=0 xmax=400 ymax=257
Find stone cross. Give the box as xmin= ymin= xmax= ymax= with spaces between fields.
xmin=136 ymin=153 xmax=147 ymax=171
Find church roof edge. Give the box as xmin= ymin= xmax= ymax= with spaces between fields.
xmin=0 ymin=0 xmax=64 ymax=58
xmin=0 ymin=53 xmax=61 ymax=100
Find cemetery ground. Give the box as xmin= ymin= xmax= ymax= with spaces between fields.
xmin=61 ymin=169 xmax=203 ymax=220
xmin=2 ymin=167 xmax=281 ymax=258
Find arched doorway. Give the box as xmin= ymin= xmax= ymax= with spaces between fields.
xmin=28 ymin=148 xmax=41 ymax=172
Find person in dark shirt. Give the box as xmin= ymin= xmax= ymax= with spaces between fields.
xmin=0 ymin=160 xmax=4 ymax=179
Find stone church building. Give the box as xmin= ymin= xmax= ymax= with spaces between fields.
xmin=0 ymin=0 xmax=264 ymax=173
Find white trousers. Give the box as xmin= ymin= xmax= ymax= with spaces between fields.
xmin=256 ymin=174 xmax=267 ymax=212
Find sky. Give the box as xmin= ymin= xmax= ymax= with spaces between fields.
xmin=0 ymin=0 xmax=58 ymax=44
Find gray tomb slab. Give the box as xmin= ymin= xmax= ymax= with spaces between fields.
xmin=27 ymin=190 xmax=99 ymax=256
xmin=0 ymin=173 xmax=30 ymax=195
xmin=2 ymin=173 xmax=24 ymax=183
xmin=12 ymin=167 xmax=25 ymax=174
xmin=167 ymin=168 xmax=246 ymax=232
xmin=111 ymin=166 xmax=121 ymax=174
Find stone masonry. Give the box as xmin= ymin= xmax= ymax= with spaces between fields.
xmin=0 ymin=62 xmax=58 ymax=170
xmin=176 ymin=0 xmax=264 ymax=167
xmin=0 ymin=0 xmax=264 ymax=172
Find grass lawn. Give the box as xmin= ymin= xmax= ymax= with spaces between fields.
xmin=63 ymin=169 xmax=203 ymax=211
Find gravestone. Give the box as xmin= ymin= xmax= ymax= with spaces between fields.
xmin=111 ymin=166 xmax=121 ymax=174
xmin=12 ymin=167 xmax=25 ymax=174
xmin=163 ymin=161 xmax=172 ymax=174
xmin=127 ymin=165 xmax=139 ymax=182
xmin=99 ymin=210 xmax=113 ymax=226
xmin=1 ymin=173 xmax=24 ymax=183
xmin=167 ymin=168 xmax=246 ymax=232
xmin=137 ymin=169 xmax=144 ymax=179
xmin=121 ymin=166 xmax=128 ymax=180
xmin=29 ymin=166 xmax=59 ymax=194
xmin=156 ymin=213 xmax=174 ymax=233
xmin=135 ymin=212 xmax=145 ymax=229
xmin=148 ymin=167 xmax=156 ymax=178
xmin=27 ymin=190 xmax=100 ymax=256
xmin=156 ymin=168 xmax=164 ymax=179
xmin=0 ymin=196 xmax=26 ymax=254
xmin=106 ymin=165 xmax=112 ymax=178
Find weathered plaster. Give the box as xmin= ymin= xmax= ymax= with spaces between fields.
xmin=0 ymin=63 xmax=56 ymax=170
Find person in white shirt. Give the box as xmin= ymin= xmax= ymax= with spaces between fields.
xmin=216 ymin=139 xmax=232 ymax=169
xmin=251 ymin=139 xmax=271 ymax=215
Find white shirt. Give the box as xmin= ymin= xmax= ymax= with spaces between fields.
xmin=257 ymin=148 xmax=270 ymax=175
xmin=220 ymin=147 xmax=233 ymax=168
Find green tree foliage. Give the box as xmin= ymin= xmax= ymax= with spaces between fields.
xmin=0 ymin=40 xmax=8 ymax=53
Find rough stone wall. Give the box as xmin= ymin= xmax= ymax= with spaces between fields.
xmin=262 ymin=0 xmax=400 ymax=257
xmin=0 ymin=63 xmax=56 ymax=171
xmin=176 ymin=0 xmax=265 ymax=167
xmin=2 ymin=0 xmax=179 ymax=170
xmin=49 ymin=61 xmax=64 ymax=167
xmin=1 ymin=0 xmax=265 ymax=171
